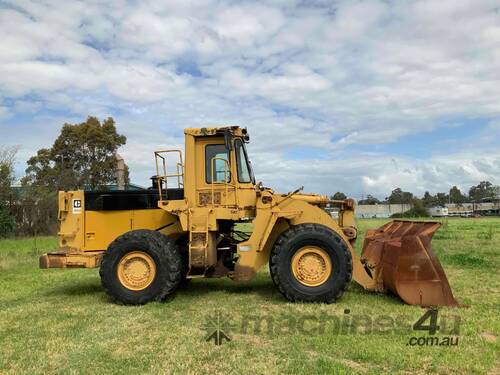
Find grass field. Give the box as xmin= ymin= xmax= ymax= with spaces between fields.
xmin=0 ymin=218 xmax=499 ymax=374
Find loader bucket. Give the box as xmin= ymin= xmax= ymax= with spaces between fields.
xmin=360 ymin=220 xmax=459 ymax=307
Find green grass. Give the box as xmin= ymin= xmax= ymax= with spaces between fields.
xmin=0 ymin=218 xmax=499 ymax=374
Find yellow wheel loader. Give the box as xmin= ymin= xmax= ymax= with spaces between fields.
xmin=40 ymin=126 xmax=459 ymax=307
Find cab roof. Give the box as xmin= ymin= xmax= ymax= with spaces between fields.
xmin=184 ymin=126 xmax=247 ymax=137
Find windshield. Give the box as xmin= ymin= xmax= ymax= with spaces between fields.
xmin=235 ymin=139 xmax=255 ymax=184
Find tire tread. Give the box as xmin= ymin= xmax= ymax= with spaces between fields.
xmin=100 ymin=229 xmax=182 ymax=305
xmin=269 ymin=224 xmax=352 ymax=303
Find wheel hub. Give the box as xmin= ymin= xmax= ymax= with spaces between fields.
xmin=117 ymin=251 xmax=156 ymax=291
xmin=291 ymin=246 xmax=332 ymax=287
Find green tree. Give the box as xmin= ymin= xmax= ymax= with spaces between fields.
xmin=358 ymin=194 xmax=380 ymax=205
xmin=24 ymin=116 xmax=129 ymax=191
xmin=449 ymin=186 xmax=467 ymax=204
xmin=387 ymin=188 xmax=413 ymax=204
xmin=11 ymin=186 xmax=58 ymax=236
xmin=331 ymin=192 xmax=347 ymax=200
xmin=391 ymin=198 xmax=429 ymax=218
xmin=0 ymin=147 xmax=17 ymax=237
xmin=468 ymin=181 xmax=500 ymax=201
xmin=435 ymin=192 xmax=449 ymax=206
xmin=0 ymin=207 xmax=15 ymax=237
xmin=421 ymin=191 xmax=435 ymax=207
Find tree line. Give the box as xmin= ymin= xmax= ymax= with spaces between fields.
xmin=0 ymin=116 xmax=129 ymax=237
xmin=331 ymin=181 xmax=500 ymax=209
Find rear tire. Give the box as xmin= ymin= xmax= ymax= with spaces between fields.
xmin=100 ymin=230 xmax=182 ymax=305
xmin=269 ymin=223 xmax=352 ymax=303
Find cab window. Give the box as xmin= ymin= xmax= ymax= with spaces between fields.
xmin=205 ymin=144 xmax=230 ymax=183
xmin=235 ymin=139 xmax=252 ymax=183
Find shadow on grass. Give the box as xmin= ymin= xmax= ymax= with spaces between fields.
xmin=41 ymin=275 xmax=281 ymax=303
xmin=44 ymin=279 xmax=103 ymax=297
xmin=41 ymin=274 xmax=408 ymax=307
xmin=178 ymin=276 xmax=281 ymax=301
xmin=177 ymin=277 xmax=405 ymax=306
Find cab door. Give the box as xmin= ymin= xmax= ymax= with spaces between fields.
xmin=194 ymin=138 xmax=237 ymax=210
xmin=233 ymin=138 xmax=257 ymax=217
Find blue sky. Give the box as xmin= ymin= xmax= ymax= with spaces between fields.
xmin=0 ymin=0 xmax=499 ymax=199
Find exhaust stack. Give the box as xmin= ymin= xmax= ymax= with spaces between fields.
xmin=116 ymin=153 xmax=125 ymax=190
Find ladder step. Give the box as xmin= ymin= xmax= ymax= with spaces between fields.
xmin=187 ymin=274 xmax=205 ymax=279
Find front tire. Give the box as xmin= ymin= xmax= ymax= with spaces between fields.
xmin=100 ymin=230 xmax=182 ymax=305
xmin=269 ymin=224 xmax=352 ymax=303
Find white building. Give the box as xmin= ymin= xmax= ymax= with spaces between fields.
xmin=355 ymin=203 xmax=412 ymax=218
xmin=428 ymin=206 xmax=448 ymax=217
xmin=446 ymin=202 xmax=499 ymax=216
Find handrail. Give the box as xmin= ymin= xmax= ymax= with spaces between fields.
xmin=176 ymin=162 xmax=184 ymax=187
xmin=154 ymin=149 xmax=184 ymax=201
xmin=210 ymin=157 xmax=235 ymax=207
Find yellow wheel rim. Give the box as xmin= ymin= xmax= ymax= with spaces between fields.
xmin=291 ymin=246 xmax=332 ymax=287
xmin=117 ymin=251 xmax=156 ymax=291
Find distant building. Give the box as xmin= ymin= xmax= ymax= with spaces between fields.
xmin=351 ymin=200 xmax=500 ymax=219
xmin=355 ymin=203 xmax=412 ymax=218
xmin=446 ymin=201 xmax=499 ymax=216
xmin=428 ymin=206 xmax=448 ymax=217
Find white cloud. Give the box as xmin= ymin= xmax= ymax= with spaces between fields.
xmin=0 ymin=105 xmax=10 ymax=119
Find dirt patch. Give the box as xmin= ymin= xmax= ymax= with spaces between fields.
xmin=481 ymin=332 xmax=497 ymax=343
xmin=341 ymin=359 xmax=369 ymax=373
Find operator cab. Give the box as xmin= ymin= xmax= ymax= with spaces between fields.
xmin=154 ymin=126 xmax=257 ymax=217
